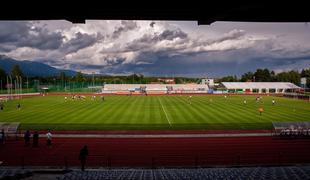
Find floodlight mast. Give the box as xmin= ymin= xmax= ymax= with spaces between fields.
xmin=9 ymin=76 xmax=12 ymax=99
xmin=19 ymin=76 xmax=22 ymax=99
xmin=6 ymin=76 xmax=9 ymax=95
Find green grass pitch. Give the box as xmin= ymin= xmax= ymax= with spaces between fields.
xmin=0 ymin=95 xmax=309 ymax=130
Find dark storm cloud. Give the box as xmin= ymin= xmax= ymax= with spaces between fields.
xmin=125 ymin=29 xmax=188 ymax=51
xmin=0 ymin=21 xmax=63 ymax=50
xmin=67 ymin=58 xmax=126 ymax=72
xmin=150 ymin=22 xmax=155 ymax=28
xmin=214 ymin=29 xmax=245 ymax=43
xmin=157 ymin=29 xmax=188 ymax=41
xmin=0 ymin=44 xmax=15 ymax=52
xmin=61 ymin=32 xmax=102 ymax=53
xmin=112 ymin=20 xmax=138 ymax=39
xmin=0 ymin=22 xmax=29 ymax=42
xmin=33 ymin=59 xmax=66 ymax=67
xmin=106 ymin=44 xmax=310 ymax=77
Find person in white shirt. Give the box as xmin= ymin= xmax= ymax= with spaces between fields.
xmin=272 ymin=99 xmax=275 ymax=105
xmin=46 ymin=130 xmax=52 ymax=148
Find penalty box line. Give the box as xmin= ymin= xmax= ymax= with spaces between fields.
xmin=158 ymin=97 xmax=172 ymax=127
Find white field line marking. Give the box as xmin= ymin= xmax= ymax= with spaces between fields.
xmin=158 ymin=97 xmax=172 ymax=127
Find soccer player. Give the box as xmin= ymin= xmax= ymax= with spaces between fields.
xmin=272 ymin=99 xmax=275 ymax=105
xmin=258 ymin=107 xmax=264 ymax=116
xmin=224 ymin=95 xmax=227 ymax=99
xmin=0 ymin=103 xmax=4 ymax=111
xmin=188 ymin=95 xmax=192 ymax=105
xmin=17 ymin=103 xmax=21 ymax=110
xmin=243 ymin=99 xmax=247 ymax=105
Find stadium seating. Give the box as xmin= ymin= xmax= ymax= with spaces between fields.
xmin=0 ymin=169 xmax=32 ymax=179
xmin=102 ymin=84 xmax=209 ymax=94
xmin=57 ymin=166 xmax=310 ymax=180
xmin=273 ymin=122 xmax=310 ymax=138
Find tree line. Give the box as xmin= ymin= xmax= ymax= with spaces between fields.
xmin=0 ymin=65 xmax=309 ymax=90
xmin=0 ymin=65 xmax=200 ymax=90
xmin=218 ymin=68 xmax=310 ymax=88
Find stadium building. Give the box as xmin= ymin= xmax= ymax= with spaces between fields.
xmin=102 ymin=84 xmax=209 ymax=94
xmin=220 ymin=82 xmax=300 ymax=94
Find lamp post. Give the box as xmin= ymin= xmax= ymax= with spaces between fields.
xmin=92 ymin=72 xmax=95 ymax=92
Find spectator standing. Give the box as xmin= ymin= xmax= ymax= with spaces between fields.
xmin=0 ymin=129 xmax=5 ymax=145
xmin=24 ymin=130 xmax=31 ymax=146
xmin=46 ymin=130 xmax=52 ymax=148
xmin=79 ymin=145 xmax=89 ymax=171
xmin=33 ymin=131 xmax=39 ymax=147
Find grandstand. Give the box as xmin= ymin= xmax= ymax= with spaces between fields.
xmin=273 ymin=122 xmax=310 ymax=137
xmin=101 ymin=82 xmax=301 ymax=95
xmin=0 ymin=122 xmax=20 ymax=138
xmin=57 ymin=166 xmax=310 ymax=180
xmin=0 ymin=169 xmax=32 ymax=179
xmin=101 ymin=84 xmax=209 ymax=94
xmin=221 ymin=82 xmax=300 ymax=94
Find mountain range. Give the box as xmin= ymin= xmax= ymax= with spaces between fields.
xmin=0 ymin=55 xmax=77 ymax=77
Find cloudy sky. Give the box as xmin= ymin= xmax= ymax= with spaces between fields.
xmin=0 ymin=20 xmax=310 ymax=77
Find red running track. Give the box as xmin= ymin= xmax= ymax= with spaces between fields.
xmin=0 ymin=137 xmax=309 ymax=168
xmin=33 ymin=129 xmax=272 ymax=135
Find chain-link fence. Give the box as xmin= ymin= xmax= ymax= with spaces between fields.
xmin=0 ymin=79 xmax=104 ymax=94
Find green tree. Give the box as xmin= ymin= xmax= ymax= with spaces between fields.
xmin=270 ymin=70 xmax=276 ymax=81
xmin=219 ymin=76 xmax=238 ymax=82
xmin=59 ymin=71 xmax=66 ymax=89
xmin=11 ymin=64 xmax=23 ymax=77
xmin=59 ymin=71 xmax=66 ymax=81
xmin=301 ymin=68 xmax=310 ymax=76
xmin=0 ymin=66 xmax=7 ymax=89
xmin=276 ymin=70 xmax=300 ymax=85
xmin=175 ymin=77 xmax=183 ymax=84
xmin=75 ymin=71 xmax=84 ymax=82
xmin=302 ymin=68 xmax=310 ymax=88
xmin=241 ymin=72 xmax=254 ymax=82
xmin=254 ymin=68 xmax=271 ymax=82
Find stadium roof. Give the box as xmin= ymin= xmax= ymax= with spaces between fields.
xmin=1 ymin=1 xmax=310 ymax=24
xmin=221 ymin=82 xmax=300 ymax=89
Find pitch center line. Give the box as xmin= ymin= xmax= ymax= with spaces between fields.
xmin=158 ymin=97 xmax=172 ymax=127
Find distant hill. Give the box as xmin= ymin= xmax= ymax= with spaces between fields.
xmin=0 ymin=55 xmax=77 ymax=77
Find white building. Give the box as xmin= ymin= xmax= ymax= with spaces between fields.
xmin=102 ymin=84 xmax=209 ymax=94
xmin=221 ymin=82 xmax=300 ymax=93
xmin=201 ymin=78 xmax=214 ymax=87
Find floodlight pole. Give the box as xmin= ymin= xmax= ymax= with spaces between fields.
xmin=9 ymin=76 xmax=12 ymax=99
xmin=14 ymin=79 xmax=17 ymax=97
xmin=16 ymin=76 xmax=19 ymax=98
xmin=15 ymin=76 xmax=19 ymax=99
xmin=92 ymin=72 xmax=95 ymax=92
xmin=6 ymin=76 xmax=9 ymax=95
xmin=19 ymin=76 xmax=22 ymax=98
xmin=26 ymin=77 xmax=29 ymax=93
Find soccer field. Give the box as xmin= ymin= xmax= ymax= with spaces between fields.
xmin=0 ymin=95 xmax=310 ymax=130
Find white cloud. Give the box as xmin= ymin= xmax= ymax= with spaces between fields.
xmin=0 ymin=20 xmax=310 ymax=76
